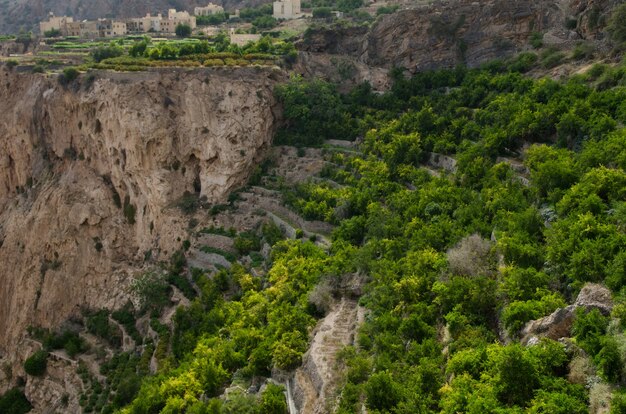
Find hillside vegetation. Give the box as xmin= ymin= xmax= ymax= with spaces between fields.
xmin=4 ymin=8 xmax=626 ymax=412
xmin=83 ymin=55 xmax=626 ymax=412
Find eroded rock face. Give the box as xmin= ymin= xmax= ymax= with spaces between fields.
xmin=300 ymin=0 xmax=619 ymax=74
xmin=0 ymin=67 xmax=282 ymax=405
xmin=521 ymin=283 xmax=613 ymax=344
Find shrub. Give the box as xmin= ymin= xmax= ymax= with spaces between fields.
xmin=259 ymin=383 xmax=288 ymax=413
xmin=607 ymin=3 xmax=626 ymax=43
xmin=60 ymin=67 xmax=79 ymax=84
xmin=0 ymin=388 xmax=32 ymax=414
xmin=262 ymin=221 xmax=284 ymax=246
xmin=611 ymin=391 xmax=626 ymax=414
xmin=129 ymin=41 xmax=148 ymax=57
xmin=377 ymin=5 xmax=399 ymax=15
xmin=530 ymin=32 xmax=544 ymax=49
xmin=253 ymin=15 xmax=277 ymax=29
xmin=203 ymin=58 xmax=225 ymax=66
xmin=234 ymin=231 xmax=262 ymax=255
xmin=176 ymin=191 xmax=200 ymax=215
xmin=92 ymin=46 xmax=123 ymax=63
xmin=571 ymin=42 xmax=594 ymax=60
xmin=32 ymin=65 xmax=45 ymax=73
xmin=131 ymin=270 xmax=171 ymax=315
xmin=312 ymin=7 xmax=332 ymax=18
xmin=365 ymin=371 xmax=402 ymax=411
xmin=446 ymin=234 xmax=494 ymax=277
xmin=123 ymin=195 xmax=136 ymax=225
xmin=540 ymin=49 xmax=565 ymax=69
xmin=44 ymin=28 xmax=61 ymax=37
xmin=24 ymin=350 xmax=48 ymax=376
xmin=176 ymin=24 xmax=192 ymax=38
xmin=508 ymin=52 xmax=538 ymax=73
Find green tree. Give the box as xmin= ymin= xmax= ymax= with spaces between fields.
xmin=312 ymin=7 xmax=332 ymax=18
xmin=43 ymin=28 xmax=61 ymax=37
xmin=0 ymin=388 xmax=32 ymax=414
xmin=365 ymin=371 xmax=403 ymax=411
xmin=129 ymin=40 xmax=148 ymax=57
xmin=176 ymin=23 xmax=192 ymax=37
xmin=24 ymin=350 xmax=48 ymax=376
xmin=259 ymin=383 xmax=288 ymax=413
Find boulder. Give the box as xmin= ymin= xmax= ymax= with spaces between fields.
xmin=520 ymin=283 xmax=612 ymax=345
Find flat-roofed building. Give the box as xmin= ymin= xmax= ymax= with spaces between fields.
xmin=65 ymin=20 xmax=98 ymax=37
xmin=127 ymin=13 xmax=163 ymax=33
xmin=194 ymin=3 xmax=224 ymax=16
xmin=273 ymin=0 xmax=301 ymax=19
xmin=97 ymin=19 xmax=127 ymax=37
xmin=160 ymin=9 xmax=196 ymax=33
xmin=39 ymin=13 xmax=74 ymax=35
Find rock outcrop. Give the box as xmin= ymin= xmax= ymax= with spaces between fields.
xmin=521 ymin=283 xmax=613 ymax=344
xmin=0 ymin=66 xmax=282 ymax=407
xmin=299 ymin=0 xmax=620 ymax=74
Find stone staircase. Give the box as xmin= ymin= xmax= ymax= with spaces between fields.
xmin=293 ymin=297 xmax=365 ymax=414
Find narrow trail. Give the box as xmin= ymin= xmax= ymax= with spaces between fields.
xmin=293 ymin=297 xmax=365 ymax=414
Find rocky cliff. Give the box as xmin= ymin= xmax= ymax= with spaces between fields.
xmin=299 ymin=0 xmax=620 ymax=74
xmin=0 ymin=66 xmax=282 ymax=398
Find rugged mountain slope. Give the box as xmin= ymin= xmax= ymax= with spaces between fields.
xmin=0 ymin=0 xmax=271 ymax=34
xmin=299 ymin=0 xmax=620 ymax=74
xmin=0 ymin=67 xmax=282 ymax=392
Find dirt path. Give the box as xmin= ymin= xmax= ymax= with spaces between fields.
xmin=294 ymin=297 xmax=365 ymax=413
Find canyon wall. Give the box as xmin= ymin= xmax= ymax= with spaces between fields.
xmin=0 ymin=67 xmax=282 ymax=390
xmin=299 ymin=0 xmax=619 ymax=74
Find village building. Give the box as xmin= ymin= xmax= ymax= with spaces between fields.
xmin=40 ymin=8 xmax=196 ymax=38
xmin=159 ymin=9 xmax=197 ymax=33
xmin=273 ymin=0 xmax=302 ymax=19
xmin=194 ymin=3 xmax=225 ymax=16
xmin=98 ymin=19 xmax=128 ymax=37
xmin=39 ymin=13 xmax=73 ymax=34
xmin=127 ymin=13 xmax=163 ymax=33
xmin=65 ymin=21 xmax=98 ymax=37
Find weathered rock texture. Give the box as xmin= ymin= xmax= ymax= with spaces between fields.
xmin=0 ymin=66 xmax=282 ymax=408
xmin=521 ymin=283 xmax=613 ymax=344
xmin=299 ymin=0 xmax=620 ymax=74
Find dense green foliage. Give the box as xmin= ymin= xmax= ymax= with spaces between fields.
xmin=92 ymin=45 xmax=124 ymax=62
xmin=271 ymin=60 xmax=626 ymax=412
xmin=275 ymin=75 xmax=357 ymax=145
xmin=84 ymin=54 xmax=626 ymax=412
xmin=175 ymin=23 xmax=192 ymax=38
xmin=24 ymin=350 xmax=48 ymax=376
xmin=0 ymin=388 xmax=32 ymax=414
xmin=121 ymin=240 xmax=344 ymax=412
xmin=196 ymin=13 xmax=228 ymax=26
xmin=83 ymin=35 xmax=295 ymax=71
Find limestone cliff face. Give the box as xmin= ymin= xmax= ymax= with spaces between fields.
xmin=300 ymin=0 xmax=619 ymax=74
xmin=0 ymin=67 xmax=282 ymax=387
